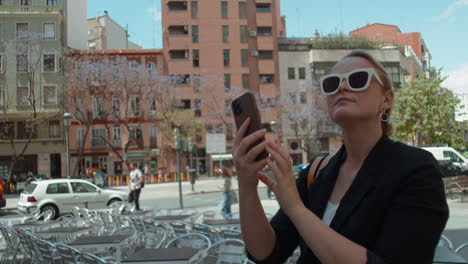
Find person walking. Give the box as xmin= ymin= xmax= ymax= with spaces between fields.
xmin=128 ymin=162 xmax=144 ymax=211
xmin=221 ymin=163 xmax=234 ymax=219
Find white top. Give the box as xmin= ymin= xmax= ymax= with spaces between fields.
xmin=322 ymin=201 xmax=340 ymax=226
xmin=130 ymin=168 xmax=143 ymax=190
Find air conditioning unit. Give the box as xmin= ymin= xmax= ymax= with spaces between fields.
xmin=249 ymin=31 xmax=257 ymax=37
xmin=251 ymin=50 xmax=259 ymax=56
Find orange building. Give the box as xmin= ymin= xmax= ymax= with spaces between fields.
xmin=162 ymin=0 xmax=285 ymax=173
xmin=350 ymin=23 xmax=431 ymax=73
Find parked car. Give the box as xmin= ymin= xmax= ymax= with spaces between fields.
xmin=17 ymin=179 xmax=127 ymax=219
xmin=422 ymin=146 xmax=468 ymax=174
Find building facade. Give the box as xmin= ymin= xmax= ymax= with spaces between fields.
xmin=0 ymin=0 xmax=86 ymax=181
xmin=87 ymin=11 xmax=141 ymax=50
xmin=162 ymin=0 xmax=285 ymax=174
xmin=66 ymin=49 xmax=169 ymax=178
xmin=279 ymin=38 xmax=423 ymax=164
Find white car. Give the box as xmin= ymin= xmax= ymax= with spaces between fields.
xmin=17 ymin=179 xmax=128 ymax=219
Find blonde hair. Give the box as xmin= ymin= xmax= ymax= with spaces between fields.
xmin=340 ymin=50 xmax=394 ymax=136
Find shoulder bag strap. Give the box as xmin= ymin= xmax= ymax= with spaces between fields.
xmin=307 ymin=155 xmax=331 ymax=190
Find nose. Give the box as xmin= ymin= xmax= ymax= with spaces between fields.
xmin=337 ymin=78 xmax=350 ymax=93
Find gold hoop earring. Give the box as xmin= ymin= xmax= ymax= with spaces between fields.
xmin=380 ymin=105 xmax=389 ymax=122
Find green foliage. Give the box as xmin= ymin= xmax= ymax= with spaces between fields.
xmin=312 ymin=33 xmax=383 ymax=50
xmin=393 ymin=67 xmax=464 ymax=148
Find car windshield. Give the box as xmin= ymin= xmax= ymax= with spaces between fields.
xmin=23 ymin=183 xmax=37 ymax=194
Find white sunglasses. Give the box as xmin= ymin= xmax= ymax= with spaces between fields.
xmin=320 ymin=68 xmax=384 ymax=95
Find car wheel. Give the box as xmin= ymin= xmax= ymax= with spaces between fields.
xmin=41 ymin=204 xmax=59 ymax=220
xmin=108 ymin=198 xmax=122 ymax=207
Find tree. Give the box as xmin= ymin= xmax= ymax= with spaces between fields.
xmin=0 ymin=31 xmax=63 ymax=182
xmin=393 ymin=68 xmax=464 ymax=147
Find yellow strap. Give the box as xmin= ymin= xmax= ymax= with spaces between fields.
xmin=307 ymin=155 xmax=331 ymax=190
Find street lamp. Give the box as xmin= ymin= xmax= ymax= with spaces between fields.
xmin=63 ymin=112 xmax=72 ymax=178
xmin=174 ymin=128 xmax=184 ymax=209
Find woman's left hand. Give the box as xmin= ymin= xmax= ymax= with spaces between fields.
xmin=258 ymin=138 xmax=305 ymax=217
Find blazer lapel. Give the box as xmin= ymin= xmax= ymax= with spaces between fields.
xmin=330 ymin=136 xmax=391 ymax=231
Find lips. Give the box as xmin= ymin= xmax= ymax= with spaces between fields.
xmin=335 ymin=97 xmax=355 ymax=105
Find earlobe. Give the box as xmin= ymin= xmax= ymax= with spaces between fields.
xmin=384 ymin=90 xmax=395 ymax=109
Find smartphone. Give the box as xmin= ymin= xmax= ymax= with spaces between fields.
xmin=231 ymin=92 xmax=269 ymax=161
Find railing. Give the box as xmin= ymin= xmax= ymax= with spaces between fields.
xmin=0 ymin=5 xmax=60 ymax=14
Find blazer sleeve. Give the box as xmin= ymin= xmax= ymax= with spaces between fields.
xmin=246 ymin=163 xmax=312 ymax=264
xmin=367 ymin=165 xmax=449 ymax=264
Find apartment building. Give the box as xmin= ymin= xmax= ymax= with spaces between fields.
xmin=162 ymin=0 xmax=286 ymax=173
xmin=279 ymin=38 xmax=422 ymax=164
xmin=0 ymin=0 xmax=86 ymax=180
xmin=66 ymin=49 xmax=168 ymax=177
xmin=87 ymin=11 xmax=141 ymax=50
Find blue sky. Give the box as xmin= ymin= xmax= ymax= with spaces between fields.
xmin=87 ymin=0 xmax=468 ymax=95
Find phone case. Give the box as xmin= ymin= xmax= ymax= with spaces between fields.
xmin=231 ymin=92 xmax=268 ymax=161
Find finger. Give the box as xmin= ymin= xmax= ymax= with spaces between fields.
xmin=233 ymin=117 xmax=251 ymax=148
xmin=251 ymin=158 xmax=269 ymax=172
xmin=257 ymin=171 xmax=277 ymax=190
xmin=267 ymin=156 xmax=283 ymax=181
xmin=267 ymin=141 xmax=291 ymax=167
xmin=266 ymin=145 xmax=289 ymax=173
xmin=246 ymin=140 xmax=268 ymax=162
xmin=237 ymin=128 xmax=267 ymax=157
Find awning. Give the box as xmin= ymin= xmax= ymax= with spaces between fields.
xmin=211 ymin=153 xmax=233 ymax=161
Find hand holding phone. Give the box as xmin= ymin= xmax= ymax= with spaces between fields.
xmin=231 ymin=93 xmax=269 ymax=161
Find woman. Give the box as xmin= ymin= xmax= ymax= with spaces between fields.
xmin=221 ymin=164 xmax=234 ymax=219
xmin=232 ymin=50 xmax=449 ymax=264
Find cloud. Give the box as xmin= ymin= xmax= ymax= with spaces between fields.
xmin=443 ymin=64 xmax=468 ymax=95
xmin=436 ymin=0 xmax=468 ymax=20
xmin=147 ymin=7 xmax=161 ymax=21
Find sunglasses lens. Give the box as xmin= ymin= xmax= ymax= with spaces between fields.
xmin=322 ymin=76 xmax=341 ymax=94
xmin=348 ymin=71 xmax=370 ymax=89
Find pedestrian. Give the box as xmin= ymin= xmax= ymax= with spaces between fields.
xmin=128 ymin=162 xmax=144 ymax=211
xmin=232 ymin=50 xmax=448 ymax=263
xmin=12 ymin=174 xmax=17 ymax=194
xmin=214 ymin=165 xmax=222 ymax=177
xmin=220 ymin=163 xmax=234 ymax=219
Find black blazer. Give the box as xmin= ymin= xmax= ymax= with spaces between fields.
xmin=248 ymin=136 xmax=449 ymax=264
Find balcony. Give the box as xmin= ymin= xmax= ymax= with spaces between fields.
xmin=0 ymin=5 xmax=60 ymax=14
xmin=129 ymin=138 xmax=144 ymax=148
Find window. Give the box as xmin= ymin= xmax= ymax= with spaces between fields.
xmin=313 ymin=68 xmax=327 ymax=81
xmin=240 ymin=25 xmax=247 ymax=43
xmin=257 ymin=27 xmax=272 ymax=36
xmin=175 ymin=99 xmax=190 ymax=109
xmin=226 ymin=123 xmax=233 ymax=141
xmin=221 ymin=1 xmax=228 ymax=18
xmin=71 ymin=182 xmax=97 ymax=193
xmin=46 ymin=183 xmax=69 ymax=194
xmin=112 ymin=96 xmax=120 ymax=118
xmin=216 ymin=123 xmax=223 ymax=133
xmin=299 ymin=67 xmax=306 ymax=80
xmin=300 ymin=91 xmax=307 ymax=104
xmin=239 ymin=2 xmax=246 ymax=19
xmin=241 ymin=49 xmax=248 ymax=67
xmin=147 ymin=62 xmax=156 ymax=73
xmin=169 ymin=25 xmax=189 ymax=36
xmin=91 ymin=128 xmax=106 ymax=147
xmin=193 ymin=49 xmax=199 ymax=67
xmin=150 ymin=126 xmax=157 ymax=148
xmin=222 ymin=25 xmax=229 ymax=43
xmin=194 ymin=99 xmax=201 ymax=117
xmin=113 ymin=125 xmax=121 ymax=147
xmin=174 ymin=74 xmax=190 ymax=85
xmin=92 ymin=97 xmax=104 ymax=119
xmin=44 ymin=86 xmax=56 ymax=104
xmin=0 ymin=55 xmax=4 ymax=73
xmin=289 ymin=92 xmax=297 ymax=104
xmin=17 ymin=87 xmax=28 ymax=104
xmin=260 ymin=74 xmax=274 ymax=84
xmin=224 ymin=74 xmax=231 ymax=91
xmin=168 ymin=1 xmax=188 ymax=11
xmin=130 ymin=95 xmax=141 ymax=116
xmin=385 ymin=65 xmax=401 ymax=84
xmin=193 ymin=74 xmax=200 ymax=92
xmin=0 ymin=122 xmax=14 ymax=139
xmin=149 ymin=96 xmax=156 ymax=112
xmin=259 ymin=50 xmax=273 ymax=60
xmin=224 ymin=99 xmax=231 ymax=115
xmin=77 ymin=128 xmax=84 ymax=148
xmin=43 ymin=54 xmax=55 ymax=72
xmin=47 ymin=0 xmax=57 ymax=6
xmin=49 ymin=120 xmax=60 ymax=138
xmin=242 ymin=74 xmax=249 ymax=89
xmin=170 ymin=50 xmax=189 ymax=60
xmin=223 ymin=49 xmax=230 ymax=67
xmin=43 ymin=23 xmax=55 ymax=40
xmin=256 ymin=3 xmax=271 ymax=12
xmin=17 ymin=53 xmax=28 ymax=72
xmin=192 ymin=25 xmax=199 ymax=43
xmin=288 ymin=67 xmax=295 ymax=79
xmin=17 ymin=121 xmax=37 ymax=139
xmin=20 ymin=0 xmax=31 ymax=5
xmin=16 ymin=23 xmax=28 ymax=40
xmin=191 ymin=1 xmax=198 ymax=18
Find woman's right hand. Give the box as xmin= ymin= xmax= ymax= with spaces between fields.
xmin=232 ymin=118 xmax=269 ymax=192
